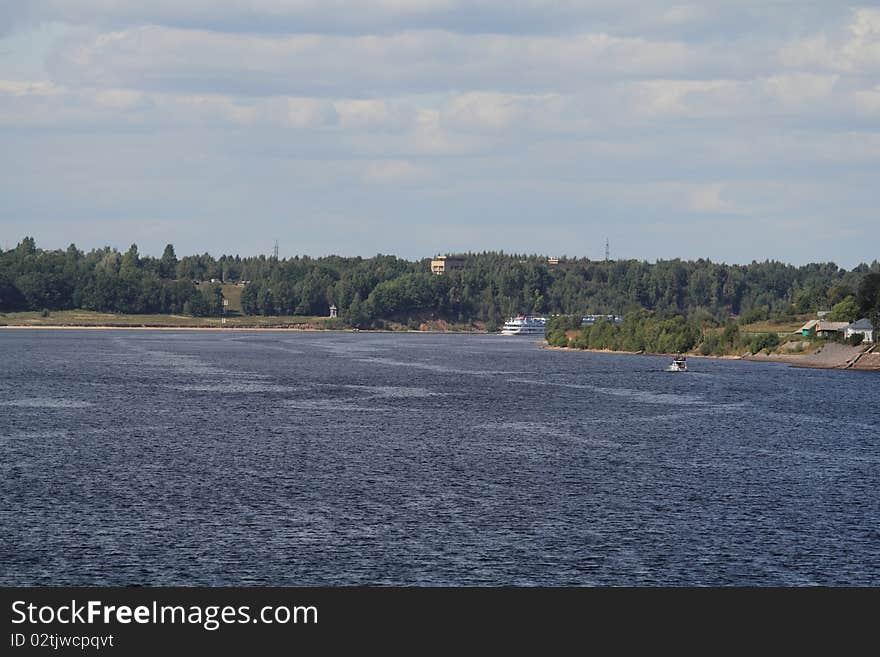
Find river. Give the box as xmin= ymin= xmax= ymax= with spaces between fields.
xmin=1 ymin=330 xmax=878 ymax=585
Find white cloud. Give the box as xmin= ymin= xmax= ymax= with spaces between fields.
xmin=335 ymin=99 xmax=408 ymax=131
xmin=0 ymin=79 xmax=62 ymax=96
xmin=93 ymin=88 xmax=144 ymax=110
xmin=779 ymin=8 xmax=880 ymax=74
xmin=442 ymin=92 xmax=550 ymax=131
xmin=4 ymin=0 xmax=857 ymax=49
xmin=0 ymin=1 xmax=784 ymax=38
xmin=629 ymin=79 xmax=743 ymax=117
xmin=408 ymin=109 xmax=489 ymax=155
xmin=687 ymin=183 xmax=737 ymax=214
xmin=361 ymin=160 xmax=432 ymax=185
xmin=626 ymin=72 xmax=843 ymax=119
xmin=1 ymin=3 xmax=879 ymax=266
xmin=854 ymin=85 xmax=880 ymax=114
xmin=761 ymin=72 xmax=838 ymax=105
xmin=283 ymin=98 xmax=337 ymax=129
xmin=45 ymin=25 xmax=713 ymax=96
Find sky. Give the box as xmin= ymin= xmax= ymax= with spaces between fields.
xmin=1 ymin=2 xmax=878 ymax=267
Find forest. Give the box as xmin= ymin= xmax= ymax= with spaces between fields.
xmin=1 ymin=237 xmax=878 ymax=331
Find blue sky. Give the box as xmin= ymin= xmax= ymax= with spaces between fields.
xmin=1 ymin=2 xmax=878 ymax=266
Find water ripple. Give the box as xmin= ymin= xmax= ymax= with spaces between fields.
xmin=1 ymin=330 xmax=877 ymax=586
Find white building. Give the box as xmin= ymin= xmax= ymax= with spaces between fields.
xmin=844 ymin=318 xmax=874 ymax=343
xmin=581 ymin=314 xmax=623 ymax=326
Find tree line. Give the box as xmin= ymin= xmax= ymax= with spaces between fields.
xmin=1 ymin=237 xmax=878 ymax=330
xmin=0 ymin=238 xmax=225 ymax=316
xmin=545 ymin=312 xmax=768 ymax=355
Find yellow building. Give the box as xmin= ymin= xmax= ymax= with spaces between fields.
xmin=430 ymin=255 xmax=465 ymax=275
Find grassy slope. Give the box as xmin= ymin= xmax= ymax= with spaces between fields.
xmin=738 ymin=315 xmax=811 ymax=337
xmin=196 ymin=282 xmax=244 ymax=313
xmin=0 ymin=310 xmax=332 ymax=328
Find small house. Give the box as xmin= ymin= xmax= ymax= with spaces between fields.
xmin=798 ymin=319 xmax=818 ymax=336
xmin=798 ymin=320 xmax=848 ymax=338
xmin=844 ymin=318 xmax=874 ymax=343
xmin=815 ymin=321 xmax=849 ymax=338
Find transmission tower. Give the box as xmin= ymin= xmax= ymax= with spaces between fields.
xmin=273 ymin=240 xmax=279 ymax=260
xmin=605 ymin=238 xmax=610 ymax=261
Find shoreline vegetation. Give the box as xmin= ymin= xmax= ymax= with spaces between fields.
xmin=543 ymin=313 xmax=879 ymax=371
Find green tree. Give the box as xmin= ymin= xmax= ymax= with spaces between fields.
xmin=545 ymin=328 xmax=570 ymax=347
xmin=205 ymin=283 xmax=224 ymax=315
xmin=346 ymin=293 xmax=370 ymax=328
xmin=16 ymin=237 xmax=36 ymax=256
xmin=121 ymin=244 xmax=140 ymax=272
xmin=749 ymin=333 xmax=780 ymax=353
xmin=160 ymin=244 xmax=178 ymax=279
xmin=856 ymin=273 xmax=880 ymax=336
xmin=184 ymin=291 xmax=211 ymax=317
xmin=827 ymin=295 xmax=859 ymax=323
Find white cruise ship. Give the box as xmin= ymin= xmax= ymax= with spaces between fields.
xmin=501 ymin=315 xmax=547 ymax=336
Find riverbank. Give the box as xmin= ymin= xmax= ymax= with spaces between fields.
xmin=0 ymin=325 xmax=489 ymax=334
xmin=0 ymin=325 xmax=336 ymax=331
xmin=545 ymin=342 xmax=879 ymax=371
xmin=0 ymin=310 xmax=486 ymax=332
xmin=0 ymin=309 xmax=334 ymax=329
xmin=744 ymin=342 xmax=879 ymax=371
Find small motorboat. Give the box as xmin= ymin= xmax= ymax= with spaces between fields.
xmin=666 ymin=354 xmax=688 ymax=372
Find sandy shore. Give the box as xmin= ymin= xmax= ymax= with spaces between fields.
xmin=545 ymin=342 xmax=879 ymax=371
xmin=744 ymin=342 xmax=879 ymax=371
xmin=545 ymin=345 xmax=740 ymax=360
xmin=0 ymin=324 xmax=488 ymax=334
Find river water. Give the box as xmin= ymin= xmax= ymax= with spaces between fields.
xmin=1 ymin=330 xmax=878 ymax=585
